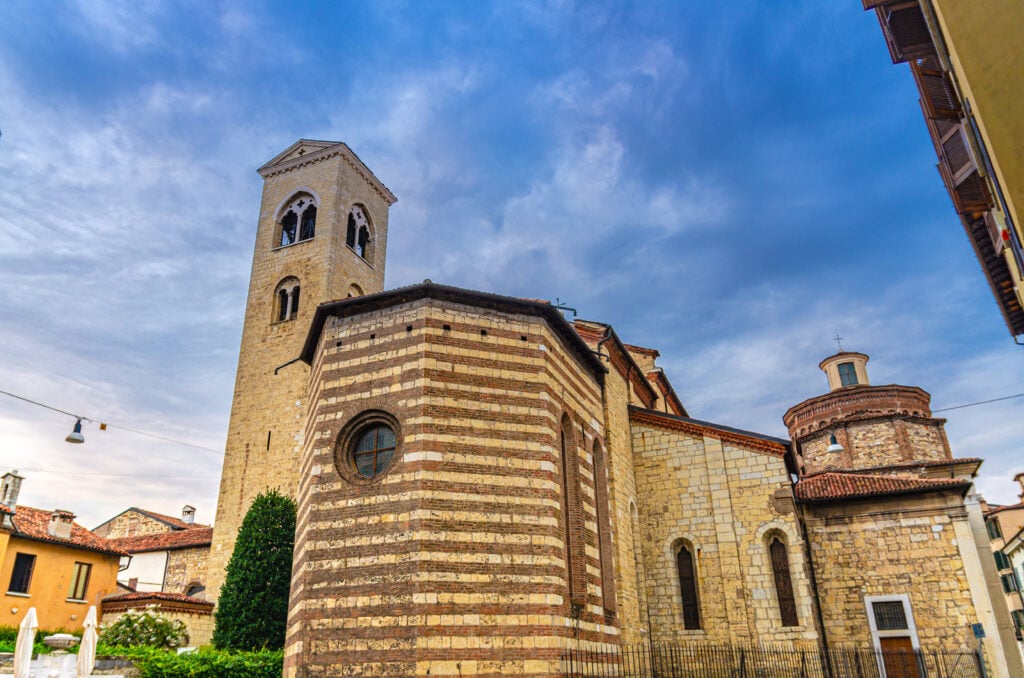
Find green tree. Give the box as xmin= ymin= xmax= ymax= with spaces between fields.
xmin=212 ymin=490 xmax=297 ymax=650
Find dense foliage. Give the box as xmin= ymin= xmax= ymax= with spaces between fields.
xmin=134 ymin=648 xmax=283 ymax=678
xmin=99 ymin=607 xmax=188 ymax=649
xmin=212 ymin=489 xmax=297 ymax=651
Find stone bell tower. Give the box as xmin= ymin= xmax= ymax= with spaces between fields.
xmin=207 ymin=140 xmax=396 ymax=602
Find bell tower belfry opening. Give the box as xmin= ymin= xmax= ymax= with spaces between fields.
xmin=207 ymin=140 xmax=396 ymax=603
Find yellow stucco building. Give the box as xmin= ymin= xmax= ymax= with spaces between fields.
xmin=0 ymin=471 xmax=123 ymax=629
xmin=863 ymin=0 xmax=1024 ymax=339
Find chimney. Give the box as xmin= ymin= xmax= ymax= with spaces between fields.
xmin=1 ymin=470 xmax=24 ymax=510
xmin=182 ymin=505 xmax=196 ymax=525
xmin=48 ymin=510 xmax=75 ymax=540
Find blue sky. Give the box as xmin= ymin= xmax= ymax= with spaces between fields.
xmin=1 ymin=0 xmax=1021 ymax=527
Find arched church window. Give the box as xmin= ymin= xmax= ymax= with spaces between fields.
xmin=769 ymin=535 xmax=798 ymax=626
xmin=347 ymin=205 xmax=372 ymax=260
xmin=280 ymin=211 xmax=298 ymax=247
xmin=274 ymin=277 xmax=300 ymax=322
xmin=592 ymin=440 xmax=616 ymax=616
xmin=299 ymin=205 xmax=317 ymax=241
xmin=277 ymin=193 xmax=318 ymax=247
xmin=676 ymin=541 xmax=701 ymax=630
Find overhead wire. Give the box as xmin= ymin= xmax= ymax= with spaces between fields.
xmin=0 ymin=388 xmax=223 ymax=455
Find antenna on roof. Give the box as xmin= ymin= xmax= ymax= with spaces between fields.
xmin=552 ymin=298 xmax=577 ymax=318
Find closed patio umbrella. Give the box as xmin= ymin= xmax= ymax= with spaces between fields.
xmin=14 ymin=606 xmax=37 ymax=678
xmin=77 ymin=605 xmax=98 ymax=677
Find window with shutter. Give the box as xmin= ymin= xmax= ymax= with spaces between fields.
xmin=875 ymin=1 xmax=934 ymax=63
xmin=911 ymin=58 xmax=959 ymax=120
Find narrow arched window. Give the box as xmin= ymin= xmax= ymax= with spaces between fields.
xmin=277 ymin=288 xmax=289 ymax=321
xmin=274 ymin=277 xmax=300 ymax=322
xmin=280 ymin=211 xmax=298 ymax=246
xmin=346 ymin=213 xmax=357 ymax=248
xmin=357 ymin=226 xmax=369 ymax=257
xmin=769 ymin=536 xmax=798 ymax=627
xmin=559 ymin=416 xmax=584 ymax=605
xmin=677 ymin=543 xmax=701 ymax=630
xmin=592 ymin=441 xmax=616 ymax=616
xmin=347 ymin=206 xmax=372 ymax=260
xmin=299 ymin=205 xmax=316 ymax=241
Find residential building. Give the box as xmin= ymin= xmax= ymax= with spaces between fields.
xmin=862 ymin=0 xmax=1024 ymax=339
xmin=984 ymin=473 xmax=1024 ymax=651
xmin=96 ymin=505 xmax=214 ymax=645
xmin=0 ymin=471 xmax=123 ymax=628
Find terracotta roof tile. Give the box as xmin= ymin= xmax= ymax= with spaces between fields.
xmin=8 ymin=505 xmax=125 ymax=556
xmin=110 ymin=526 xmax=213 ymax=553
xmin=103 ymin=591 xmax=211 ymax=605
xmin=986 ymin=501 xmax=1024 ymax=516
xmin=795 ymin=472 xmax=971 ymax=504
xmin=130 ymin=508 xmax=207 ymax=530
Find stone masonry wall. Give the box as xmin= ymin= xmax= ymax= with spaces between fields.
xmin=285 ymin=298 xmax=613 ymax=677
xmin=800 ymin=417 xmax=951 ymax=475
xmin=95 ymin=511 xmax=175 ymax=538
xmin=631 ymin=415 xmax=818 ymax=646
xmin=804 ymin=496 xmax=978 ymax=650
xmin=164 ymin=546 xmax=210 ymax=598
xmin=208 ymin=146 xmax=393 ymax=605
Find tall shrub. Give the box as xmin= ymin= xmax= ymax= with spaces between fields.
xmin=212 ymin=490 xmax=297 ymax=650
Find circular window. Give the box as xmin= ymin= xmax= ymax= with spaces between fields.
xmin=336 ymin=410 xmax=402 ymax=483
xmin=352 ymin=424 xmax=397 ymax=478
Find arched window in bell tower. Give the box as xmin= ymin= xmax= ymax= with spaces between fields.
xmin=274 ymin=277 xmax=301 ymax=322
xmin=346 ymin=205 xmax=372 ymax=261
xmin=276 ymin=193 xmax=318 ymax=248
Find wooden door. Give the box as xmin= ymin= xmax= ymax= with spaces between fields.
xmin=879 ymin=637 xmax=920 ymax=678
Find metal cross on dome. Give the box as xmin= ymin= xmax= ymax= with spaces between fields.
xmin=833 ymin=332 xmax=844 ymax=352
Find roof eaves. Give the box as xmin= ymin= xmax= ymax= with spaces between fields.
xmin=300 ymin=282 xmax=606 ymax=384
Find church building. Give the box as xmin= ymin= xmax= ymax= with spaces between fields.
xmin=208 ymin=140 xmax=1022 ymax=677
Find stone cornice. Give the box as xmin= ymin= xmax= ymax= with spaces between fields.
xmin=784 ymin=384 xmax=936 ymax=438
xmin=258 ymin=139 xmax=397 ymax=205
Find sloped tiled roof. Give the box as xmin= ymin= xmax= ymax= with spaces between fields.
xmin=795 ymin=472 xmax=971 ymax=504
xmin=111 ymin=526 xmax=213 ymax=553
xmin=986 ymin=501 xmax=1024 ymax=516
xmin=7 ymin=506 xmax=125 ymax=556
xmin=102 ymin=591 xmax=214 ymax=614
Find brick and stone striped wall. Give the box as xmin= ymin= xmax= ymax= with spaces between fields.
xmin=286 ymin=296 xmax=618 ymax=677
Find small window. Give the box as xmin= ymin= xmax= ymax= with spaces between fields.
xmin=274 ymin=278 xmax=300 ymax=322
xmin=351 ymin=424 xmax=397 ymax=478
xmin=277 ymin=194 xmax=317 ymax=247
xmin=994 ymin=550 xmax=1011 ymax=570
xmin=987 ymin=519 xmax=1003 ymax=540
xmin=347 ymin=206 xmax=371 ymax=260
xmin=769 ymin=536 xmax=798 ymax=627
xmin=1002 ymin=572 xmax=1020 ymax=593
xmin=299 ymin=205 xmax=316 ymax=241
xmin=8 ymin=553 xmax=35 ymax=594
xmin=872 ymin=600 xmax=909 ymax=630
xmin=186 ymin=584 xmax=206 ymax=597
xmin=68 ymin=562 xmax=91 ymax=600
xmin=280 ymin=211 xmax=298 ymax=247
xmin=676 ymin=543 xmax=701 ymax=630
xmin=838 ymin=362 xmax=858 ymax=386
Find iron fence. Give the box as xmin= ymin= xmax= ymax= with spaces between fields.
xmin=562 ymin=643 xmax=983 ymax=678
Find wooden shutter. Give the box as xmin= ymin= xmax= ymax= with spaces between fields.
xmin=911 ymin=58 xmax=959 ymax=120
xmin=936 ymin=123 xmax=992 ymax=214
xmin=876 ymin=1 xmax=933 ymax=63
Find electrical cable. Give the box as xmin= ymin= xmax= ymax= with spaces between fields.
xmin=0 ymin=388 xmax=223 ymax=455
xmin=932 ymin=392 xmax=1024 ymax=413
